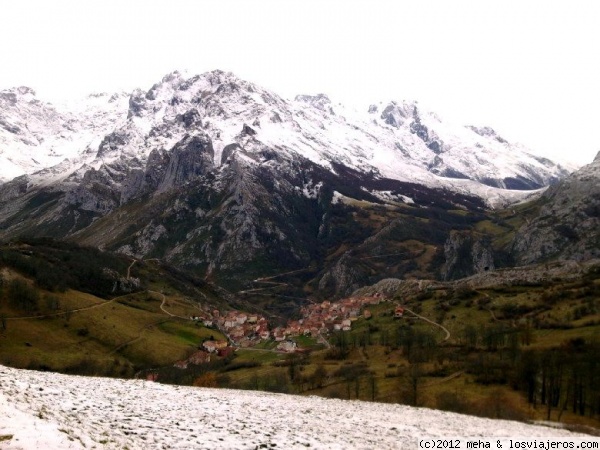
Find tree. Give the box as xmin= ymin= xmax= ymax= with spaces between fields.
xmin=397 ymin=363 xmax=423 ymax=406
xmin=408 ymin=363 xmax=423 ymax=406
xmin=310 ymin=364 xmax=327 ymax=389
xmin=287 ymin=352 xmax=302 ymax=383
xmin=368 ymin=374 xmax=377 ymax=401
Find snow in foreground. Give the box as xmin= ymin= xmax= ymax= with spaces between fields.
xmin=0 ymin=365 xmax=590 ymax=449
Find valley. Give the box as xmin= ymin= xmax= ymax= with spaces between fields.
xmin=1 ymin=70 xmax=599 ymax=435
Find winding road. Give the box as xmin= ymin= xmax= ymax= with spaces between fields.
xmin=403 ymin=307 xmax=451 ymax=342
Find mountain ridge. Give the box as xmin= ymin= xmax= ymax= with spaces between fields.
xmin=0 ymin=70 xmax=572 ymax=201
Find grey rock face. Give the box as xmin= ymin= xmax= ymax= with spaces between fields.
xmin=158 ymin=133 xmax=214 ymax=192
xmin=511 ymin=156 xmax=600 ymax=263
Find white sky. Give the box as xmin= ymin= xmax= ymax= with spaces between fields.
xmin=1 ymin=0 xmax=599 ymax=165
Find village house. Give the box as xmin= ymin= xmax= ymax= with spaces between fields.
xmin=259 ymin=329 xmax=271 ymax=340
xmin=187 ymin=350 xmax=211 ymax=365
xmin=272 ymin=327 xmax=286 ymax=341
xmin=238 ymin=338 xmax=254 ymax=348
xmin=341 ymin=319 xmax=352 ymax=331
xmin=224 ymin=319 xmax=236 ymax=329
xmin=217 ymin=346 xmax=235 ymax=358
xmin=277 ymin=340 xmax=297 ymax=352
xmin=230 ymin=326 xmax=246 ymax=340
xmin=394 ymin=306 xmax=405 ymax=318
xmin=203 ymin=340 xmax=228 ymax=353
xmin=173 ymin=360 xmax=188 ymax=369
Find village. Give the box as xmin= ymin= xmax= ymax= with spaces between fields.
xmin=271 ymin=292 xmax=390 ymax=343
xmin=171 ymin=292 xmax=407 ymax=371
xmin=187 ymin=293 xmax=397 ymax=360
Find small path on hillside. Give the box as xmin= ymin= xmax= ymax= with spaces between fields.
xmin=5 ymin=289 xmax=192 ymax=322
xmin=147 ymin=290 xmax=188 ymax=320
xmin=485 ymin=307 xmax=502 ymax=323
xmin=358 ymin=251 xmax=412 ymax=260
xmin=148 ymin=290 xmax=204 ymax=322
xmin=403 ymin=307 xmax=451 ymax=342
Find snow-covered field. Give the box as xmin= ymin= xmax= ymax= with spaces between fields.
xmin=0 ymin=365 xmax=593 ymax=450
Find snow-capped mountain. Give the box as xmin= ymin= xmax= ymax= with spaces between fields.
xmin=0 ymin=70 xmax=569 ymax=200
xmin=0 ymin=70 xmax=578 ymax=300
xmin=0 ymin=365 xmax=593 ymax=450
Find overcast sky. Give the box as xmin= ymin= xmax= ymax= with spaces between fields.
xmin=2 ymin=0 xmax=599 ymax=165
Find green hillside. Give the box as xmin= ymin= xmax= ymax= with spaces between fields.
xmin=0 ymin=238 xmax=227 ymax=376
